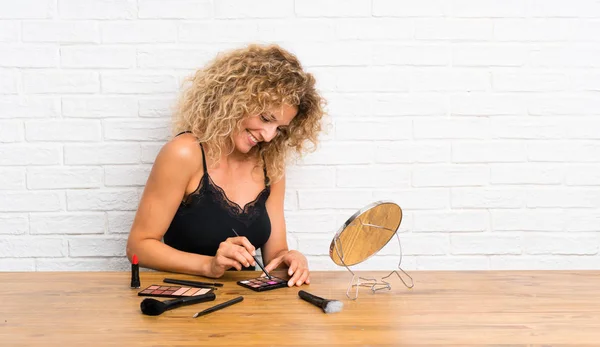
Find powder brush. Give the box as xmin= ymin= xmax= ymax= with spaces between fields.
xmin=140 ymin=292 xmax=216 ymax=316
xmin=298 ymin=290 xmax=343 ymax=314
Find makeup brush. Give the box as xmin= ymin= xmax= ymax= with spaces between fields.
xmin=231 ymin=228 xmax=272 ymax=279
xmin=298 ymin=290 xmax=343 ymax=314
xmin=164 ymin=278 xmax=224 ymax=288
xmin=192 ymin=296 xmax=244 ymax=318
xmin=163 ymin=278 xmax=223 ymax=290
xmin=140 ymin=292 xmax=216 ymax=316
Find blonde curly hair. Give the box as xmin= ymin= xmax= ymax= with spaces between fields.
xmin=172 ymin=43 xmax=326 ymax=183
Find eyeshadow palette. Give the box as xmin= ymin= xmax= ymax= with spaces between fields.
xmin=237 ymin=276 xmax=288 ymax=292
xmin=138 ymin=285 xmax=213 ymax=298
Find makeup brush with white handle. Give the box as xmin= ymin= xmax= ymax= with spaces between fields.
xmin=298 ymin=290 xmax=343 ymax=314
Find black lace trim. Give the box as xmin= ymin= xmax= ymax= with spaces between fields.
xmin=182 ymin=174 xmax=270 ymax=226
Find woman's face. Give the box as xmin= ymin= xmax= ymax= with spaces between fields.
xmin=233 ymin=104 xmax=298 ymax=154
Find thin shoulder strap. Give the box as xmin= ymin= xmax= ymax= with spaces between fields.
xmin=199 ymin=143 xmax=207 ymax=172
xmin=175 ymin=130 xmax=191 ymax=137
xmin=176 ymin=131 xmax=207 ymax=172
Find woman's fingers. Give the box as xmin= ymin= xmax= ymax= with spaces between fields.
xmin=264 ymin=254 xmax=284 ymax=273
xmin=215 ymin=254 xmax=241 ymax=271
xmin=264 ymin=251 xmax=311 ymax=286
xmin=295 ymin=269 xmax=310 ymax=286
xmin=230 ymin=246 xmax=253 ymax=268
xmin=226 ymin=236 xmax=256 ymax=255
xmin=285 ymin=251 xmax=310 ymax=286
xmin=285 ymin=259 xmax=304 ymax=286
xmin=287 ymin=261 xmax=298 ymax=277
xmin=288 ymin=266 xmax=309 ymax=287
xmin=222 ymin=239 xmax=255 ymax=267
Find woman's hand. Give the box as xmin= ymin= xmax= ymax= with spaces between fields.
xmin=208 ymin=237 xmax=256 ymax=277
xmin=264 ymin=250 xmax=310 ymax=287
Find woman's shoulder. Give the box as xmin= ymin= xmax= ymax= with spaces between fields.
xmin=154 ymin=132 xmax=204 ymax=173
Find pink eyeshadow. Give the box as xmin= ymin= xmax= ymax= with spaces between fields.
xmin=147 ymin=285 xmax=159 ymax=290
xmin=172 ymin=287 xmax=189 ymax=296
xmin=181 ymin=288 xmax=196 ymax=296
xmin=193 ymin=288 xmax=209 ymax=296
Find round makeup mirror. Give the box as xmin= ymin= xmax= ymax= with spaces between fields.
xmin=328 ymin=201 xmax=413 ymax=299
xmin=329 ymin=201 xmax=402 ymax=266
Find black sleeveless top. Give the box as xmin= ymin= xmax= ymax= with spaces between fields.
xmin=163 ymin=134 xmax=271 ymax=263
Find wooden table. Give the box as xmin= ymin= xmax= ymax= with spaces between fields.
xmin=1 ymin=270 xmax=600 ymax=346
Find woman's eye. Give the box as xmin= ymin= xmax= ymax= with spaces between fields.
xmin=260 ymin=115 xmax=270 ymax=122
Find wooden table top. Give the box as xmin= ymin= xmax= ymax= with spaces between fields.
xmin=1 ymin=270 xmax=600 ymax=346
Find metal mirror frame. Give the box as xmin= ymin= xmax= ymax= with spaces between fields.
xmin=329 ymin=200 xmax=414 ymax=300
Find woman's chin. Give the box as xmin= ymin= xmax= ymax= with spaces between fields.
xmin=234 ymin=143 xmax=253 ymax=154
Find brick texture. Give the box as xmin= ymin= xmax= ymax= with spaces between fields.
xmin=1 ymin=0 xmax=599 ymax=271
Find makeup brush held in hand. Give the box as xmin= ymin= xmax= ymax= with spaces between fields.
xmin=140 ymin=292 xmax=216 ymax=316
xmin=298 ymin=290 xmax=343 ymax=314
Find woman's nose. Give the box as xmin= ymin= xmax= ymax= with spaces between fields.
xmin=262 ymin=125 xmax=278 ymax=142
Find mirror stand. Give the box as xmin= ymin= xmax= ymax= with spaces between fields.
xmin=333 ymin=228 xmax=414 ymax=300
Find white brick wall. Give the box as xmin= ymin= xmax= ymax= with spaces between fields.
xmin=1 ymin=0 xmax=599 ymax=272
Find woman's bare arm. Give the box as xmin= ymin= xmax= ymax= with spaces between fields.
xmin=260 ymin=175 xmax=289 ymax=265
xmin=262 ymin=174 xmax=311 ymax=286
xmin=125 ymin=134 xmax=215 ymax=276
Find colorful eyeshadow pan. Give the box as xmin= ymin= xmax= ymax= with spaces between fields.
xmin=138 ymin=285 xmax=213 ymax=298
xmin=237 ymin=276 xmax=288 ymax=292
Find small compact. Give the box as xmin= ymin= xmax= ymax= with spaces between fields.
xmin=237 ymin=276 xmax=288 ymax=292
xmin=138 ymin=285 xmax=214 ymax=298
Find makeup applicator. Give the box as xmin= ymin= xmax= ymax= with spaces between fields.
xmin=140 ymin=292 xmax=216 ymax=316
xmin=298 ymin=290 xmax=343 ymax=314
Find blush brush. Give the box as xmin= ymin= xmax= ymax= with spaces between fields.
xmin=140 ymin=292 xmax=216 ymax=316
xmin=298 ymin=290 xmax=343 ymax=314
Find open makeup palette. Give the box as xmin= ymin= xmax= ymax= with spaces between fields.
xmin=138 ymin=285 xmax=213 ymax=298
xmin=237 ymin=276 xmax=287 ymax=292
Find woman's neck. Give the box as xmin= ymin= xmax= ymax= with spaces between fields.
xmin=228 ymin=145 xmax=259 ymax=163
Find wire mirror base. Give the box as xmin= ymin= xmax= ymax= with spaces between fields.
xmin=333 ymin=225 xmax=414 ymax=300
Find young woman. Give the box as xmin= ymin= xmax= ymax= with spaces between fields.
xmin=126 ymin=44 xmax=325 ymax=287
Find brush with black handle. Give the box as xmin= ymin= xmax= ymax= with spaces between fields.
xmin=298 ymin=290 xmax=343 ymax=314
xmin=140 ymin=292 xmax=216 ymax=316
